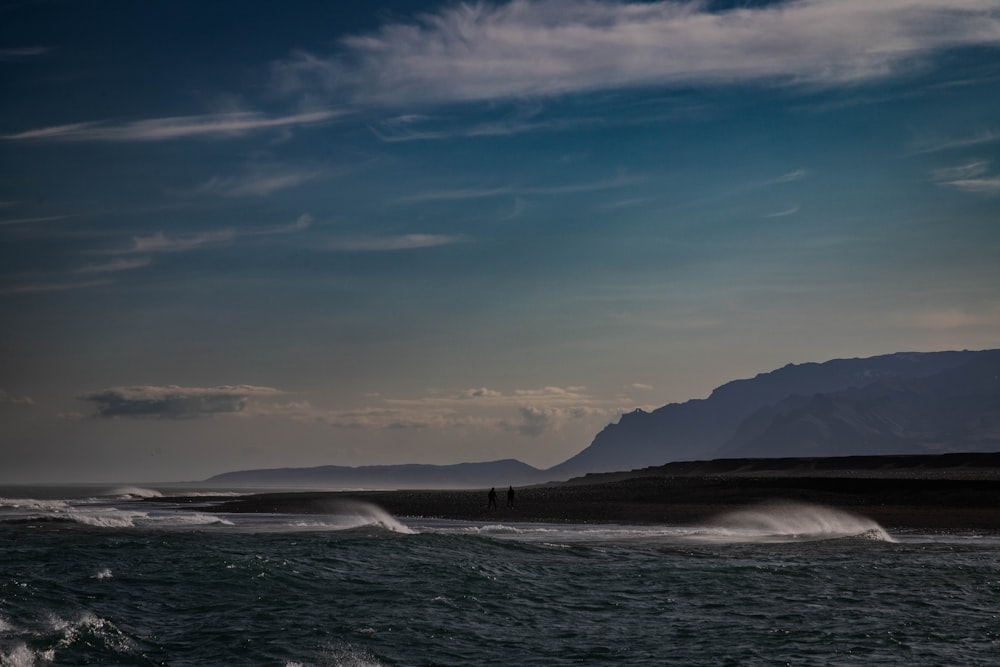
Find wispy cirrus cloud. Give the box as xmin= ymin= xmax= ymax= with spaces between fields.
xmin=930 ymin=160 xmax=990 ymax=181
xmin=761 ymin=205 xmax=800 ymax=219
xmin=115 ymin=214 xmax=312 ymax=254
xmin=275 ymin=0 xmax=1000 ymax=107
xmin=189 ymin=169 xmax=328 ymax=198
xmin=0 ymin=215 xmax=71 ymax=227
xmin=77 ymin=257 xmax=153 ymax=275
xmin=0 ymin=389 xmax=35 ymax=406
xmin=930 ymin=160 xmax=1000 ymax=196
xmin=0 ymin=279 xmax=112 ymax=296
xmin=910 ymin=129 xmax=1000 ymax=155
xmin=397 ymin=172 xmax=644 ymax=204
xmin=0 ymin=47 xmax=51 ymax=60
xmin=328 ymin=234 xmax=468 ymax=252
xmin=126 ymin=230 xmax=237 ymax=254
xmin=2 ymin=110 xmax=343 ymax=143
xmin=78 ymin=385 xmax=285 ymax=419
xmin=942 ymin=177 xmax=1000 ymax=196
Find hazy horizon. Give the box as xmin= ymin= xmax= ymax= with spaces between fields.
xmin=3 ymin=0 xmax=1000 ymax=483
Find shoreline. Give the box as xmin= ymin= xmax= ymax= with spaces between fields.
xmin=158 ymin=472 xmax=1000 ymax=530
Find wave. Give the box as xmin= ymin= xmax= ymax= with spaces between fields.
xmin=0 ymin=502 xmax=233 ymax=529
xmin=0 ymin=610 xmax=136 ymax=666
xmin=0 ymin=497 xmax=71 ymax=512
xmin=298 ymin=500 xmax=415 ymax=534
xmin=704 ymin=501 xmax=895 ymax=543
xmin=103 ymin=487 xmax=163 ymax=499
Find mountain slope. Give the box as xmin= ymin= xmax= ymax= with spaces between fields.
xmin=547 ymin=349 xmax=991 ymax=477
xmin=718 ymin=350 xmax=1000 ymax=458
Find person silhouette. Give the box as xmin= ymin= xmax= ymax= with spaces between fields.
xmin=487 ymin=487 xmax=497 ymax=509
xmin=506 ymin=485 xmax=515 ymax=508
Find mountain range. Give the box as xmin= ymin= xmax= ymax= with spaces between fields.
xmin=206 ymin=348 xmax=1000 ymax=487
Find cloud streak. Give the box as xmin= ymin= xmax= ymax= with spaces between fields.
xmin=0 ymin=279 xmax=112 ymax=295
xmin=931 ymin=160 xmax=1000 ymax=196
xmin=0 ymin=389 xmax=35 ymax=406
xmin=328 ymin=234 xmax=468 ymax=251
xmin=77 ymin=257 xmax=153 ymax=275
xmin=78 ymin=385 xmax=284 ymax=419
xmin=190 ymin=170 xmax=328 ymax=198
xmin=275 ymin=0 xmax=1000 ymax=107
xmin=3 ymin=110 xmax=342 ymax=143
xmin=127 ymin=230 xmax=237 ymax=254
xmin=116 ymin=214 xmax=312 ymax=254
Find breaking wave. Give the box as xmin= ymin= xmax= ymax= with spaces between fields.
xmin=304 ymin=500 xmax=415 ymax=534
xmin=104 ymin=487 xmax=163 ymax=499
xmin=704 ymin=501 xmax=895 ymax=543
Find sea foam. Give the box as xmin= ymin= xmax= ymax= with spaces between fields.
xmin=706 ymin=501 xmax=895 ymax=543
xmin=104 ymin=487 xmax=163 ymax=499
xmin=309 ymin=500 xmax=414 ymax=534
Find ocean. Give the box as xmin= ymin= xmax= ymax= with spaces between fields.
xmin=2 ymin=486 xmax=999 ymax=666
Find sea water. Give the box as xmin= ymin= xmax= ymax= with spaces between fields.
xmin=2 ymin=487 xmax=999 ymax=666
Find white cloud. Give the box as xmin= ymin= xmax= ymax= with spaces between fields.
xmin=760 ymin=205 xmax=800 ymax=218
xmin=0 ymin=279 xmax=112 ymax=295
xmin=191 ymin=170 xmax=327 ymax=198
xmin=397 ymin=172 xmax=643 ymax=204
xmin=328 ymin=234 xmax=468 ymax=251
xmin=114 ymin=214 xmax=312 ymax=255
xmin=911 ymin=128 xmax=1000 ymax=154
xmin=0 ymin=215 xmax=70 ymax=227
xmin=0 ymin=389 xmax=34 ymax=406
xmin=261 ymin=213 xmax=314 ymax=234
xmin=3 ymin=110 xmax=343 ymax=142
xmin=275 ymin=0 xmax=1000 ymax=107
xmin=930 ymin=160 xmax=990 ymax=181
xmin=78 ymin=385 xmax=285 ymax=419
xmin=0 ymin=47 xmax=51 ymax=60
xmin=77 ymin=257 xmax=152 ymax=275
xmin=941 ymin=176 xmax=1000 ymax=196
xmin=127 ymin=230 xmax=237 ymax=254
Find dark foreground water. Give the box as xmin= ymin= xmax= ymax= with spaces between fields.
xmin=2 ymin=487 xmax=999 ymax=666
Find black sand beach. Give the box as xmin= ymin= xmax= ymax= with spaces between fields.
xmin=161 ymin=453 xmax=1000 ymax=530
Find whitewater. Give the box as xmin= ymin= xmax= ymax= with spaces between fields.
xmin=2 ymin=487 xmax=999 ymax=666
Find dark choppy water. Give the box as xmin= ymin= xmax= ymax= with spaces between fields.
xmin=2 ymin=487 xmax=999 ymax=666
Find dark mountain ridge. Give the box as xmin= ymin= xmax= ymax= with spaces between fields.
xmin=547 ymin=349 xmax=992 ymax=477
xmin=718 ymin=350 xmax=1000 ymax=458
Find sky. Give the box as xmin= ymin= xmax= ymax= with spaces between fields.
xmin=2 ymin=0 xmax=1000 ymax=483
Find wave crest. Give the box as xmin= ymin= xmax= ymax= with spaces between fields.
xmin=707 ymin=501 xmax=894 ymax=543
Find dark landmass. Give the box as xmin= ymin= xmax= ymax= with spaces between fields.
xmin=163 ymin=452 xmax=1000 ymax=530
xmin=552 ymin=349 xmax=1000 ymax=477
xmin=206 ymin=458 xmax=547 ymax=488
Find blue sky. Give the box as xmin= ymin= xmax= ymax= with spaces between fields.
xmin=2 ymin=0 xmax=999 ymax=482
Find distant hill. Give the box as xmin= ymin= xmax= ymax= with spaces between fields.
xmin=206 ymin=458 xmax=547 ymax=489
xmin=548 ymin=349 xmax=997 ymax=477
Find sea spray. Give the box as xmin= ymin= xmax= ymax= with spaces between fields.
xmin=105 ymin=487 xmax=163 ymax=499
xmin=707 ymin=501 xmax=895 ymax=542
xmin=311 ymin=500 xmax=415 ymax=534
